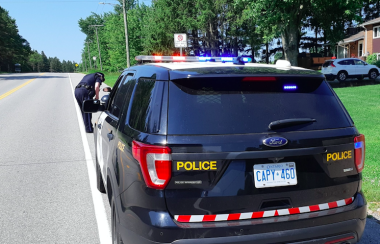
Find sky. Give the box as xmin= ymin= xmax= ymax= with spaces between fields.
xmin=0 ymin=0 xmax=149 ymax=63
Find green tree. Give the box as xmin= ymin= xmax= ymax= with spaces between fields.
xmin=239 ymin=0 xmax=362 ymax=65
xmin=0 ymin=6 xmax=31 ymax=72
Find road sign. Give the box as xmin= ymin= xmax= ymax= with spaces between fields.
xmin=75 ymin=64 xmax=79 ymax=67
xmin=174 ymin=34 xmax=187 ymax=48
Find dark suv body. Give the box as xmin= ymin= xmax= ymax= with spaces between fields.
xmin=84 ymin=61 xmax=366 ymax=244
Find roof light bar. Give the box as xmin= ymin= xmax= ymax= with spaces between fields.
xmin=221 ymin=57 xmax=234 ymax=62
xmin=135 ymin=55 xmax=253 ymax=63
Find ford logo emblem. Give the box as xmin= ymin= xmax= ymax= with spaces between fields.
xmin=263 ymin=137 xmax=288 ymax=147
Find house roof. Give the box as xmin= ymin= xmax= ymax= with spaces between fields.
xmin=360 ymin=17 xmax=380 ymax=27
xmin=341 ymin=31 xmax=365 ymax=43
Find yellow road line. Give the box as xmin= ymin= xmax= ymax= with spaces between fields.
xmin=0 ymin=73 xmax=45 ymax=101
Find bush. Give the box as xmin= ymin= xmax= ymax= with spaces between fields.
xmin=374 ymin=60 xmax=380 ymax=68
xmin=366 ymin=53 xmax=378 ymax=65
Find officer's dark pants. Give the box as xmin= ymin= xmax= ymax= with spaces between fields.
xmin=74 ymin=88 xmax=93 ymax=132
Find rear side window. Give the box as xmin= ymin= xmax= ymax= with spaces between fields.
xmin=338 ymin=60 xmax=347 ymax=65
xmin=128 ymin=78 xmax=165 ymax=134
xmin=109 ymin=74 xmax=134 ymax=118
xmin=322 ymin=61 xmax=332 ymax=67
xmin=167 ymin=77 xmax=351 ymax=135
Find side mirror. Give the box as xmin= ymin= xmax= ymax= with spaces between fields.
xmin=101 ymin=94 xmax=109 ymax=105
xmin=82 ymin=100 xmax=105 ymax=113
xmin=103 ymin=87 xmax=112 ymax=92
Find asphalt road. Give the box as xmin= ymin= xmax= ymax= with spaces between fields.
xmin=0 ymin=73 xmax=111 ymax=244
xmin=0 ymin=72 xmax=378 ymax=244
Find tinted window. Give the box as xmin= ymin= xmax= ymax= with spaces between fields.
xmin=128 ymin=78 xmax=156 ymax=132
xmin=109 ymin=73 xmax=134 ymax=118
xmin=338 ymin=60 xmax=347 ymax=65
xmin=167 ymin=77 xmax=351 ymax=135
xmin=354 ymin=60 xmax=365 ymax=65
xmin=322 ymin=61 xmax=332 ymax=67
xmin=346 ymin=60 xmax=355 ymax=65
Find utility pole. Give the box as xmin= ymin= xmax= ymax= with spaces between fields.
xmin=85 ymin=41 xmax=92 ymax=69
xmin=122 ymin=0 xmax=130 ymax=68
xmin=83 ymin=53 xmax=88 ymax=72
xmin=89 ymin=25 xmax=104 ymax=71
xmin=100 ymin=2 xmax=130 ymax=68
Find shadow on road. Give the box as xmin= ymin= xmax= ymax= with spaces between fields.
xmin=328 ymin=78 xmax=380 ymax=88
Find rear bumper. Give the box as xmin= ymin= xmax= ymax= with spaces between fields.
xmin=118 ymin=192 xmax=367 ymax=244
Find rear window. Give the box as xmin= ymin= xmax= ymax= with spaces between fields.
xmin=322 ymin=61 xmax=333 ymax=67
xmin=167 ymin=77 xmax=351 ymax=135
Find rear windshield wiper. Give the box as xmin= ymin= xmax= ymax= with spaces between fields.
xmin=268 ymin=118 xmax=316 ymax=130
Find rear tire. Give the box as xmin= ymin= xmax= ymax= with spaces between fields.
xmin=369 ymin=69 xmax=379 ymax=80
xmin=111 ymin=196 xmax=122 ymax=244
xmin=96 ymin=156 xmax=106 ymax=193
xmin=337 ymin=71 xmax=347 ymax=82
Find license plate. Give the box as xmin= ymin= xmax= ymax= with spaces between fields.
xmin=254 ymin=162 xmax=297 ymax=188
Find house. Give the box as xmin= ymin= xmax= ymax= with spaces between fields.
xmin=337 ymin=17 xmax=380 ymax=59
xmin=337 ymin=31 xmax=364 ymax=59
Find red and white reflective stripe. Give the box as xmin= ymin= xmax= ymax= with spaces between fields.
xmin=174 ymin=197 xmax=354 ymax=223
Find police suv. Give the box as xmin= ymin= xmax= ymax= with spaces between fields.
xmin=83 ymin=56 xmax=366 ymax=244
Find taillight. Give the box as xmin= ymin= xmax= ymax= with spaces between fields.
xmin=132 ymin=141 xmax=172 ymax=189
xmin=330 ymin=62 xmax=336 ymax=67
xmin=354 ymin=134 xmax=365 ymax=173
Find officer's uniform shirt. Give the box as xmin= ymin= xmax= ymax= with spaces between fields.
xmin=77 ymin=73 xmax=103 ymax=97
xmin=74 ymin=73 xmax=103 ymax=132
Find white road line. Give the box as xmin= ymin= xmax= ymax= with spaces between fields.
xmin=68 ymin=74 xmax=112 ymax=244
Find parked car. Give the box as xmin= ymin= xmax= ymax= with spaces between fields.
xmin=83 ymin=56 xmax=366 ymax=244
xmin=322 ymin=58 xmax=380 ymax=81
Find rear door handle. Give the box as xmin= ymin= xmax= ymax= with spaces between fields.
xmin=98 ymin=123 xmax=102 ymax=129
xmin=107 ymin=132 xmax=114 ymax=141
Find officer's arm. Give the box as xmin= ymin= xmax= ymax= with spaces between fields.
xmin=95 ymin=82 xmax=101 ymax=100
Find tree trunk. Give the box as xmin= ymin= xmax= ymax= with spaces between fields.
xmin=209 ymin=22 xmax=217 ymax=56
xmin=323 ymin=32 xmax=327 ymax=57
xmin=192 ymin=29 xmax=200 ymax=56
xmin=281 ymin=21 xmax=299 ymax=66
xmin=314 ymin=27 xmax=318 ymax=53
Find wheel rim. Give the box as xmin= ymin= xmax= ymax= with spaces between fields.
xmin=371 ymin=72 xmax=377 ymax=79
xmin=339 ymin=73 xmax=346 ymax=80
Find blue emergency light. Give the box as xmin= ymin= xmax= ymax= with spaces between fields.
xmin=284 ymin=85 xmax=297 ymax=90
xmin=221 ymin=57 xmax=234 ymax=62
xmin=355 ymin=141 xmax=363 ymax=149
xmin=199 ymin=57 xmax=212 ymax=61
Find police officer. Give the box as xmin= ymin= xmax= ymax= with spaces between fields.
xmin=75 ymin=72 xmax=105 ymax=133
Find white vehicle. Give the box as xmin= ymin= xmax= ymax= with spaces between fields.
xmin=321 ymin=58 xmax=380 ymax=81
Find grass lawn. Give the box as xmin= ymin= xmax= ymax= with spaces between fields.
xmin=334 ymin=83 xmax=380 ymax=203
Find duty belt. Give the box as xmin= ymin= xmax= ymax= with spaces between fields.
xmin=75 ymin=84 xmax=93 ymax=90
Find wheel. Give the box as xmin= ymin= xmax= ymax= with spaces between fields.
xmin=111 ymin=196 xmax=122 ymax=244
xmin=337 ymin=71 xmax=347 ymax=82
xmin=369 ymin=69 xmax=379 ymax=80
xmin=96 ymin=156 xmax=106 ymax=193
